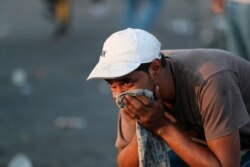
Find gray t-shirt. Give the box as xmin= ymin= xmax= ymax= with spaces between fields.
xmin=115 ymin=49 xmax=250 ymax=150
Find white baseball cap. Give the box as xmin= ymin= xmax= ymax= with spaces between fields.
xmin=87 ymin=28 xmax=161 ymax=80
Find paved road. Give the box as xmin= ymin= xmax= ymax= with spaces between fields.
xmin=0 ymin=0 xmax=225 ymax=166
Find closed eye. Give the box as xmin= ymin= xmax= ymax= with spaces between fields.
xmin=122 ymin=80 xmax=133 ymax=87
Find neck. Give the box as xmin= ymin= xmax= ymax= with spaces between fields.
xmin=160 ymin=59 xmax=176 ymax=107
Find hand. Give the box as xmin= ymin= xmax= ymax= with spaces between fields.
xmin=122 ymin=86 xmax=169 ymax=132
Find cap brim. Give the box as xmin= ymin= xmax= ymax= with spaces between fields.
xmin=87 ymin=61 xmax=140 ymax=80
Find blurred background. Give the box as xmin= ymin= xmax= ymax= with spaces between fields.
xmin=0 ymin=0 xmax=227 ymax=166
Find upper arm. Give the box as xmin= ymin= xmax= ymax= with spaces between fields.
xmin=207 ymin=130 xmax=241 ymax=167
xmin=199 ymin=72 xmax=248 ymax=166
xmin=115 ymin=110 xmax=136 ymax=150
xmin=199 ymin=71 xmax=249 ymax=140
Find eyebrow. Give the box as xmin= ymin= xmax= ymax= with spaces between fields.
xmin=105 ymin=77 xmax=129 ymax=84
xmin=105 ymin=73 xmax=134 ymax=84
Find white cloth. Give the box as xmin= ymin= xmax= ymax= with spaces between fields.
xmin=136 ymin=122 xmax=170 ymax=167
xmin=116 ymin=89 xmax=170 ymax=167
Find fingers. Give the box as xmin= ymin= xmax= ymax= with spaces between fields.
xmin=121 ymin=92 xmax=159 ymax=120
xmin=136 ymin=95 xmax=153 ymax=106
xmin=121 ymin=108 xmax=136 ymax=119
xmin=122 ymin=95 xmax=144 ymax=120
xmin=124 ymin=95 xmax=149 ymax=110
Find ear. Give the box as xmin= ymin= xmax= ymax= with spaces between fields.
xmin=149 ymin=59 xmax=161 ymax=80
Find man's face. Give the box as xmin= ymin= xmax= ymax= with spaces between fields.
xmin=106 ymin=70 xmax=155 ymax=101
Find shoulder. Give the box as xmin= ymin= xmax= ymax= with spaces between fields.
xmin=161 ymin=48 xmax=232 ymax=57
xmin=161 ymin=49 xmax=239 ymax=81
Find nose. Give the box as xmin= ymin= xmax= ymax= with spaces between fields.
xmin=111 ymin=86 xmax=125 ymax=99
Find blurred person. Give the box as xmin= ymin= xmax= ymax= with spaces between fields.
xmin=43 ymin=0 xmax=71 ymax=37
xmin=88 ymin=0 xmax=110 ymax=18
xmin=44 ymin=0 xmax=56 ymax=20
xmin=213 ymin=0 xmax=250 ymax=60
xmin=87 ymin=28 xmax=250 ymax=166
xmin=122 ymin=0 xmax=162 ymax=30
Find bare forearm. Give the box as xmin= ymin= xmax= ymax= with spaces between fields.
xmin=117 ymin=134 xmax=139 ymax=167
xmin=155 ymin=122 xmax=221 ymax=167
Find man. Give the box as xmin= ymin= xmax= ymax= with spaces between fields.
xmin=87 ymin=28 xmax=250 ymax=166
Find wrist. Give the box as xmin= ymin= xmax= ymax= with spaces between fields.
xmin=153 ymin=121 xmax=170 ymax=137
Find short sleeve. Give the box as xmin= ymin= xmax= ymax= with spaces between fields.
xmin=115 ymin=110 xmax=136 ymax=149
xmin=199 ymin=71 xmax=250 ymax=140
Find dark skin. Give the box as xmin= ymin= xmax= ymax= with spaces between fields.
xmin=106 ymin=52 xmax=241 ymax=167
